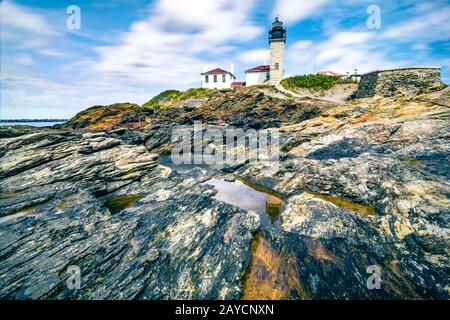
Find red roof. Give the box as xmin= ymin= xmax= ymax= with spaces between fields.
xmin=245 ymin=65 xmax=270 ymax=73
xmin=317 ymin=71 xmax=344 ymax=77
xmin=202 ymin=68 xmax=231 ymax=75
xmin=231 ymin=82 xmax=246 ymax=87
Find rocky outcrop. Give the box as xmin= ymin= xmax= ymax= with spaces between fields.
xmin=0 ymin=128 xmax=259 ymax=299
xmin=62 ymin=103 xmax=144 ymax=131
xmin=0 ymin=86 xmax=449 ymax=300
xmin=61 ymin=87 xmax=338 ymax=131
xmin=235 ymin=89 xmax=450 ymax=299
xmin=354 ymin=67 xmax=444 ymax=98
xmin=279 ymin=193 xmax=448 ymax=299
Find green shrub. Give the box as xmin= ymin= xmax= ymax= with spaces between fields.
xmin=143 ymin=88 xmax=213 ymax=109
xmin=143 ymin=90 xmax=182 ymax=108
xmin=281 ymin=74 xmax=357 ymax=93
xmin=178 ymin=88 xmax=213 ymax=100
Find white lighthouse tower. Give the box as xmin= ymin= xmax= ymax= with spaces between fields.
xmin=268 ymin=17 xmax=287 ymax=85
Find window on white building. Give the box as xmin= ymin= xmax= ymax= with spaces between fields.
xmin=275 ymin=63 xmax=279 ymax=70
xmin=214 ymin=75 xmax=217 ymax=83
xmin=266 ymin=72 xmax=270 ymax=80
xmin=205 ymin=75 xmax=209 ymax=83
xmin=222 ymin=74 xmax=226 ymax=82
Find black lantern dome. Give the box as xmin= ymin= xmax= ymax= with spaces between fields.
xmin=269 ymin=16 xmax=286 ymax=43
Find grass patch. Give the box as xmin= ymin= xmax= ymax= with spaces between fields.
xmin=178 ymin=88 xmax=213 ymax=100
xmin=281 ymin=74 xmax=357 ymax=93
xmin=142 ymin=90 xmax=182 ymax=108
xmin=143 ymin=88 xmax=213 ymax=109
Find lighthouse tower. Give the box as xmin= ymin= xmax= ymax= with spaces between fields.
xmin=268 ymin=17 xmax=286 ymax=85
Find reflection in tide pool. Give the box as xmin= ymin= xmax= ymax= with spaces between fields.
xmin=204 ymin=177 xmax=283 ymax=228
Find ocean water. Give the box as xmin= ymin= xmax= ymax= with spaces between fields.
xmin=0 ymin=121 xmax=65 ymax=127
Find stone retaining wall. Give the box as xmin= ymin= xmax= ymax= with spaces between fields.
xmin=354 ymin=67 xmax=443 ymax=98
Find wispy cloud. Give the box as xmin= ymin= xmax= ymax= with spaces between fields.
xmin=382 ymin=6 xmax=450 ymax=42
xmin=0 ymin=1 xmax=57 ymax=37
xmin=237 ymin=49 xmax=270 ymax=64
xmin=272 ymin=0 xmax=331 ymax=24
xmin=0 ymin=0 xmax=449 ymax=119
xmin=0 ymin=0 xmax=59 ymax=52
xmin=16 ymin=54 xmax=35 ymax=66
xmin=287 ymin=31 xmax=405 ymax=75
xmin=93 ymin=0 xmax=263 ymax=85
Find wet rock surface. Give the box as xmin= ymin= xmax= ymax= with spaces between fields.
xmin=236 ymin=90 xmax=450 ymax=299
xmin=0 ymin=129 xmax=259 ymax=299
xmin=0 ymin=87 xmax=449 ymax=300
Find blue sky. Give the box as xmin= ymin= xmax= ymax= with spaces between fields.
xmin=1 ymin=0 xmax=449 ymax=119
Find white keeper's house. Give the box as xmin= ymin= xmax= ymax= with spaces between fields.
xmin=245 ymin=65 xmax=270 ymax=86
xmin=201 ymin=67 xmax=236 ymax=89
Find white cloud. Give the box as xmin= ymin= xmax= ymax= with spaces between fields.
xmin=0 ymin=0 xmax=61 ymax=57
xmin=290 ymin=40 xmax=314 ymax=51
xmin=382 ymin=7 xmax=450 ymax=42
xmin=0 ymin=1 xmax=57 ymax=37
xmin=93 ymin=0 xmax=263 ymax=86
xmin=37 ymin=49 xmax=67 ymax=57
xmin=0 ymin=73 xmax=157 ymax=119
xmin=16 ymin=54 xmax=35 ymax=66
xmin=1 ymin=0 xmax=265 ymax=118
xmin=272 ymin=0 xmax=331 ymax=24
xmin=237 ymin=49 xmax=269 ymax=64
xmin=1 ymin=2 xmax=65 ymax=85
xmin=287 ymin=31 xmax=404 ymax=76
